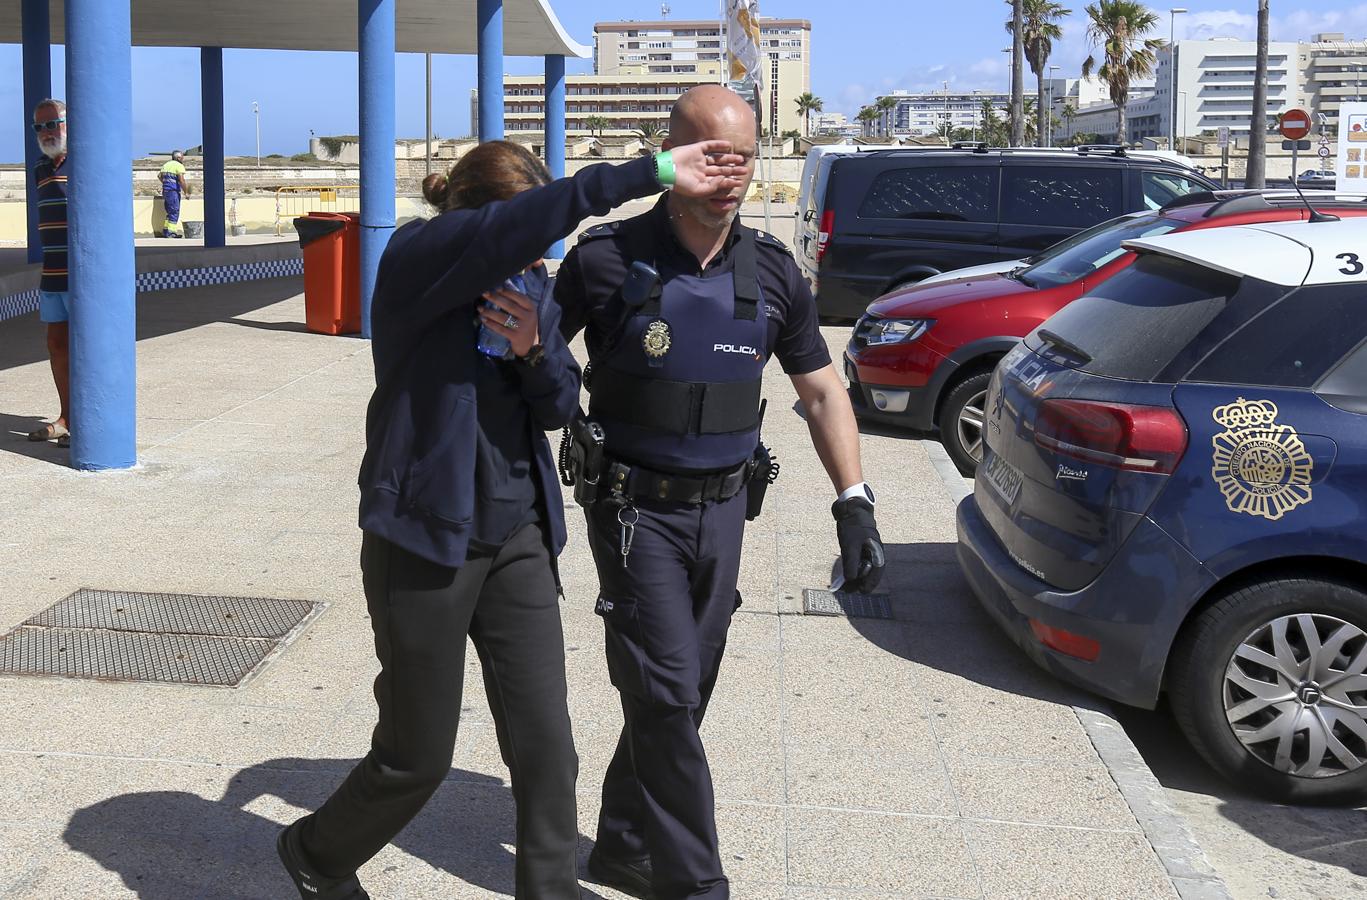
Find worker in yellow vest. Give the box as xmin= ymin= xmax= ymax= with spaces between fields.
xmin=159 ymin=150 xmax=191 ymax=238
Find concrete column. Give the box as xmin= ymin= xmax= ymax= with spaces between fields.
xmin=65 ymin=0 xmax=137 ymax=470
xmin=477 ymin=0 xmax=504 ymax=142
xmin=358 ymin=0 xmax=396 ymax=339
xmin=544 ymin=54 xmax=566 ymax=258
xmin=21 ymin=0 xmax=52 ymax=264
xmin=200 ymin=48 xmax=226 ymax=248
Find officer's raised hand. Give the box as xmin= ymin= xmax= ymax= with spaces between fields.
xmin=664 ymin=140 xmax=749 ymax=198
xmin=832 ymin=490 xmax=886 ymax=594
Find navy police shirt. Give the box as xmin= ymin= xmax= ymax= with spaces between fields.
xmin=555 ymin=194 xmax=832 ymax=377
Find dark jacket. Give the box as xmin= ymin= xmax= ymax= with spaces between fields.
xmin=357 ymin=155 xmax=660 ymax=567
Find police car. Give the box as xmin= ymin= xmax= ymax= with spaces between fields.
xmin=956 ymin=214 xmax=1367 ymax=803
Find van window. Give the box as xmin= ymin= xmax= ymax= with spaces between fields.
xmin=1142 ymin=170 xmax=1206 ymax=209
xmin=1001 ymin=166 xmax=1123 ymax=228
xmin=857 ymin=165 xmax=999 ymax=223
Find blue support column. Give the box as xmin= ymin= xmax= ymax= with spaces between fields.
xmin=200 ymin=48 xmax=226 ymax=248
xmin=65 ymin=0 xmax=136 ymax=470
xmin=21 ymin=0 xmax=52 ymax=265
xmin=477 ymin=0 xmax=504 ymax=142
xmin=544 ymin=54 xmax=566 ymax=258
xmin=358 ymin=0 xmax=396 ymax=339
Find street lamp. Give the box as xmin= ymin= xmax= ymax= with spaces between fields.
xmin=1178 ymin=90 xmax=1187 ymax=143
xmin=943 ymin=80 xmax=951 ymax=142
xmin=1169 ymin=8 xmax=1187 ymax=150
xmin=252 ymin=100 xmax=260 ymax=168
xmin=1048 ymin=64 xmax=1060 ymax=146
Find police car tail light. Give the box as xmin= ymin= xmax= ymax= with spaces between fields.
xmin=817 ymin=209 xmax=835 ymax=263
xmin=1034 ymin=399 xmax=1188 ymax=474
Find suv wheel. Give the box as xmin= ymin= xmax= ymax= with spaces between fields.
xmin=1170 ymin=576 xmax=1367 ymax=804
xmin=938 ymin=372 xmax=992 ymax=477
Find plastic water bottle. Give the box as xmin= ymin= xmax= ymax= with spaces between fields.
xmin=477 ymin=273 xmax=526 ymax=360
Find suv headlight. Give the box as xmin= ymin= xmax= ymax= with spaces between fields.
xmin=864 ymin=318 xmax=933 ymax=345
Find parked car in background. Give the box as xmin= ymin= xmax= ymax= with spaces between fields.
xmin=957 ymin=215 xmax=1367 ymax=804
xmin=792 ymin=143 xmax=897 ymax=247
xmin=845 ymin=191 xmax=1367 ymax=475
xmin=1298 ymin=169 xmax=1337 ymax=188
xmin=799 ymin=144 xmax=1218 ymax=319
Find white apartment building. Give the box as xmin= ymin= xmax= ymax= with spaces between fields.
xmin=1151 ymin=38 xmax=1303 ymax=139
xmin=879 ymin=91 xmax=1010 ymax=137
xmin=494 ymin=73 xmax=713 ymax=138
xmin=1302 ymin=33 xmax=1367 ymax=133
xmin=594 ymin=18 xmax=812 ymax=137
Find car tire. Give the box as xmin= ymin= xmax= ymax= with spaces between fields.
xmin=938 ymin=371 xmax=993 ymax=477
xmin=1169 ymin=576 xmax=1367 ymax=805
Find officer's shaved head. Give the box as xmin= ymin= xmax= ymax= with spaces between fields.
xmin=664 ymin=86 xmax=757 ymax=230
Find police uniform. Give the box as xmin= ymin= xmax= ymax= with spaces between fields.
xmin=556 ymin=196 xmax=830 ymax=898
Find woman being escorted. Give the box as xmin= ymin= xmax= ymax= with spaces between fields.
xmin=277 ymin=139 xmax=747 ymax=899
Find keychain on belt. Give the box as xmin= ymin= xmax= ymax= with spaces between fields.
xmin=617 ymin=503 xmax=639 ymax=569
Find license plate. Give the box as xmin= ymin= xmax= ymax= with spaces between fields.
xmin=982 ymin=453 xmax=1023 ymax=506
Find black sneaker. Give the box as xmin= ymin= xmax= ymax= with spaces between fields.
xmin=586 ymin=847 xmax=654 ymax=899
xmin=276 ymin=819 xmax=371 ymax=900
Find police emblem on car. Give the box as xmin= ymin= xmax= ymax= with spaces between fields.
xmin=643 ymin=319 xmax=672 ymax=358
xmin=1211 ymin=397 xmax=1314 ymax=521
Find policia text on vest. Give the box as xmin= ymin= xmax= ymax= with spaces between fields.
xmin=555 ymin=194 xmax=886 ymax=898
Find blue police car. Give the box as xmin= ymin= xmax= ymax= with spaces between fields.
xmin=956 ymin=216 xmax=1367 ymax=804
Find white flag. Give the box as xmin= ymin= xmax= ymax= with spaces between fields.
xmin=726 ymin=0 xmax=764 ymax=91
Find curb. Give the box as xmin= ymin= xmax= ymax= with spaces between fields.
xmin=921 ymin=439 xmax=1231 ymax=900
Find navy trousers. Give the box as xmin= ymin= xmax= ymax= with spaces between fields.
xmin=586 ymin=491 xmax=746 ymax=900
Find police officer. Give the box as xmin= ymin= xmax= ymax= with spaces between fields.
xmin=556 ymin=85 xmax=885 ymax=900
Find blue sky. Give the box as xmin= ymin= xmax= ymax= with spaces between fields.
xmin=3 ymin=0 xmax=1367 ymax=162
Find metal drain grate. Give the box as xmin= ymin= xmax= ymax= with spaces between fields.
xmin=0 ymin=589 xmax=324 ymax=687
xmin=802 ymin=588 xmax=894 ymax=619
xmin=25 ymin=588 xmax=315 ymax=639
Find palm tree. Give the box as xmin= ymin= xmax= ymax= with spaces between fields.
xmin=581 ymin=115 xmax=610 ymax=138
xmin=1247 ymin=0 xmax=1270 ymax=188
xmin=856 ymin=106 xmax=880 ymax=138
xmin=1010 ymin=0 xmax=1025 ymax=145
xmin=1008 ymin=0 xmax=1070 ymax=147
xmin=1060 ymin=100 xmax=1077 ymax=142
xmin=1082 ymin=0 xmax=1164 ymax=144
xmin=632 ymin=120 xmax=667 ymax=145
xmin=979 ymin=98 xmax=1005 ymax=145
xmin=794 ymin=92 xmax=823 ymax=137
xmin=876 ymin=95 xmax=899 ymax=137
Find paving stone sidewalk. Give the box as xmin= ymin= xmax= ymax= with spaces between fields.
xmin=0 ymin=205 xmax=1222 ymax=898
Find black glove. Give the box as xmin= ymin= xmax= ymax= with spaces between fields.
xmin=832 ymin=496 xmax=886 ymax=594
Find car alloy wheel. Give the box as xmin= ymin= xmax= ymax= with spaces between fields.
xmin=957 ymin=389 xmax=988 ymax=465
xmin=1223 ymin=613 xmax=1367 ymax=778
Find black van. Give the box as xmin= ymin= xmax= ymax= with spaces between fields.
xmin=798 ymin=145 xmax=1220 ymax=318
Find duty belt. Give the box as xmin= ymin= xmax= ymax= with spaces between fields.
xmin=602 ymin=457 xmax=751 ymax=504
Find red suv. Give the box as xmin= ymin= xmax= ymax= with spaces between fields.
xmin=844 ymin=191 xmax=1367 ymax=474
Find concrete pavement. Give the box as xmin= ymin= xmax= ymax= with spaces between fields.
xmin=0 ymin=200 xmax=1226 ymax=898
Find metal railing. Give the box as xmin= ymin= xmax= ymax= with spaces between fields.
xmin=274 ymin=185 xmax=360 ymax=236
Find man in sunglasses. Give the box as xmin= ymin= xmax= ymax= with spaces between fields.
xmin=27 ymin=99 xmax=72 ymax=448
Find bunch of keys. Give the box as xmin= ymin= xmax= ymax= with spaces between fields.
xmin=617 ymin=504 xmax=639 ymax=570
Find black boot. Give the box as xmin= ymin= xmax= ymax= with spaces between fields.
xmin=587 ymin=847 xmax=654 ymax=899
xmin=276 ymin=819 xmax=371 ymax=900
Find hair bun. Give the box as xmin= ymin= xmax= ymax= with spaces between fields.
xmin=422 ymin=172 xmax=450 ymax=207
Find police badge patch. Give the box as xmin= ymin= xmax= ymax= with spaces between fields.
xmin=1211 ymin=397 xmax=1314 ymax=521
xmin=643 ymin=319 xmax=672 ymax=359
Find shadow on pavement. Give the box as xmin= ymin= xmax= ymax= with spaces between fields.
xmin=0 ymin=277 xmax=305 ymax=375
xmin=1113 ymin=702 xmax=1367 ymax=881
xmin=64 ymin=757 xmax=607 ymax=899
xmin=844 ymin=541 xmax=1084 ymax=707
xmin=0 ymin=412 xmax=69 ymax=466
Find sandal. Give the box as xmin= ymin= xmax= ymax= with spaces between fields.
xmin=27 ymin=422 xmax=69 ymax=442
xmin=57 ymin=433 xmax=71 ymax=449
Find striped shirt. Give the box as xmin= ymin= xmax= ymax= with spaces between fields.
xmin=34 ymin=156 xmax=69 ymax=293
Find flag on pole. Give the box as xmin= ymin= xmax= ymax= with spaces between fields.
xmin=726 ymin=0 xmax=764 ymax=92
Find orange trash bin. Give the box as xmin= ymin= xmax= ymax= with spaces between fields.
xmin=295 ymin=212 xmax=361 ymax=335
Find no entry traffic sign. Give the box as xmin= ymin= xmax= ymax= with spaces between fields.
xmin=1281 ymin=108 xmax=1312 ymax=140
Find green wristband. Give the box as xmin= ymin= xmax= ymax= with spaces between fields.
xmin=653 ymin=151 xmax=676 ymax=188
